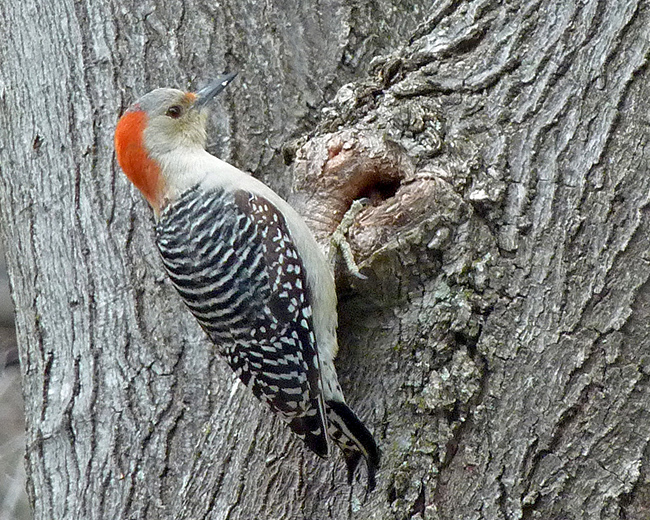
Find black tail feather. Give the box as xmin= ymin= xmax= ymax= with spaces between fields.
xmin=326 ymin=400 xmax=380 ymax=491
xmin=344 ymin=451 xmax=362 ymax=485
xmin=288 ymin=414 xmax=330 ymax=459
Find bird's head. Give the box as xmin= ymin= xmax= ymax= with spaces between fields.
xmin=114 ymin=73 xmax=236 ymax=212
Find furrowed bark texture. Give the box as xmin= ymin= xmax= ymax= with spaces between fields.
xmin=1 ymin=0 xmax=649 ymax=519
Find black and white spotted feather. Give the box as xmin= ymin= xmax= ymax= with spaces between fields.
xmin=155 ymin=185 xmax=380 ymax=487
xmin=156 ymin=186 xmax=329 ymax=455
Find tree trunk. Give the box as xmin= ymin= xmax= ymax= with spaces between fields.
xmin=1 ymin=0 xmax=649 ymax=519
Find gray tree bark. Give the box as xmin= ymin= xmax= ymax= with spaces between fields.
xmin=1 ymin=0 xmax=649 ymax=519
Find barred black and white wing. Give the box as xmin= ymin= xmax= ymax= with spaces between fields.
xmin=155 ymin=186 xmax=329 ymax=457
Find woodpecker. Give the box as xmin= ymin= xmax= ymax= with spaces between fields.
xmin=114 ymin=74 xmax=380 ymax=489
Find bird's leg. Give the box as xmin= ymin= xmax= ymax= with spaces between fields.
xmin=329 ymin=198 xmax=369 ymax=280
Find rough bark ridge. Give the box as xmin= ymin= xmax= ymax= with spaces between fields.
xmin=1 ymin=0 xmax=649 ymax=519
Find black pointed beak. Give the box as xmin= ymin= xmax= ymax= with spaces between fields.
xmin=193 ymin=73 xmax=237 ymax=109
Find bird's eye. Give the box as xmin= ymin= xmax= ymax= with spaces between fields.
xmin=166 ymin=105 xmax=183 ymax=119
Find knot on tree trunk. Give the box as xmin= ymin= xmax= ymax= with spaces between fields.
xmin=281 ymin=67 xmax=505 ymax=306
xmin=287 ymin=127 xmax=473 ymax=303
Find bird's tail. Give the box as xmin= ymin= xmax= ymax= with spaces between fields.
xmin=325 ymin=400 xmax=380 ymax=490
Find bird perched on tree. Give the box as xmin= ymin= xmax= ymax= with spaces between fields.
xmin=114 ymin=74 xmax=380 ymax=489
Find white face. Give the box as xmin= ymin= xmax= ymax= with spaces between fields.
xmin=136 ymin=88 xmax=209 ymax=157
